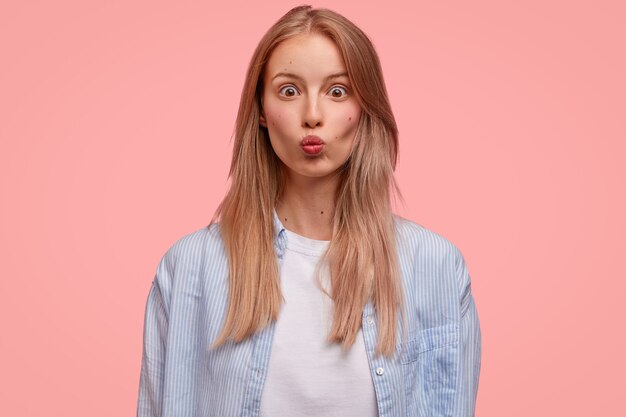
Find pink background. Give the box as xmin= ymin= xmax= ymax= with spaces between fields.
xmin=1 ymin=0 xmax=624 ymax=415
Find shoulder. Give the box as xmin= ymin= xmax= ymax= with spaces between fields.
xmin=393 ymin=214 xmax=464 ymax=264
xmin=393 ymin=214 xmax=473 ymax=307
xmin=393 ymin=214 xmax=470 ymax=290
xmin=163 ymin=222 xmax=224 ymax=263
xmin=154 ymin=223 xmax=226 ymax=286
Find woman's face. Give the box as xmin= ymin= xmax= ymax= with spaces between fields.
xmin=260 ymin=33 xmax=362 ymax=182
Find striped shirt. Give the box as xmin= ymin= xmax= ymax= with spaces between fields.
xmin=137 ymin=210 xmax=481 ymax=417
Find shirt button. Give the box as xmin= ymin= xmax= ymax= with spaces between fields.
xmin=376 ymin=367 xmax=384 ymax=376
xmin=367 ymin=316 xmax=374 ymax=325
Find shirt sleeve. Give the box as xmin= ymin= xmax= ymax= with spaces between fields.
xmin=137 ymin=259 xmax=171 ymax=417
xmin=454 ymin=250 xmax=482 ymax=416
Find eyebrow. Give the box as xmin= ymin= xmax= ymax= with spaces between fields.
xmin=271 ymin=71 xmax=349 ymax=83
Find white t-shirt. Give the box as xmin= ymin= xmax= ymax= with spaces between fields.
xmin=259 ymin=228 xmax=378 ymax=417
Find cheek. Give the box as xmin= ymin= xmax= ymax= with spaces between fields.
xmin=265 ymin=109 xmax=280 ymax=128
xmin=264 ymin=103 xmax=293 ymax=130
xmin=262 ymin=94 xmax=280 ymax=127
xmin=340 ymin=106 xmax=362 ymax=134
xmin=263 ymin=103 xmax=294 ymax=154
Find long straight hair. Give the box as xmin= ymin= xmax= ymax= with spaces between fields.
xmin=211 ymin=5 xmax=403 ymax=356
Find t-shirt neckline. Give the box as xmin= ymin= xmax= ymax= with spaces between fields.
xmin=283 ymin=228 xmax=330 ymax=256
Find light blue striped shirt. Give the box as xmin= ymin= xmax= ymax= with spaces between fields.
xmin=137 ymin=210 xmax=481 ymax=417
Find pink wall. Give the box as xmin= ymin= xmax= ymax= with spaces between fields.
xmin=1 ymin=1 xmax=624 ymax=415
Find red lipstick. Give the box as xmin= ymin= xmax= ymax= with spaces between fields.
xmin=301 ymin=135 xmax=325 ymax=155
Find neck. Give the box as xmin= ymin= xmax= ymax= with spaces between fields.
xmin=275 ymin=170 xmax=342 ymax=240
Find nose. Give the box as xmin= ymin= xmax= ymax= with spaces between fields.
xmin=302 ymin=96 xmax=323 ymax=128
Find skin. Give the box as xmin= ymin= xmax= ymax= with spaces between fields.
xmin=259 ymin=33 xmax=362 ymax=240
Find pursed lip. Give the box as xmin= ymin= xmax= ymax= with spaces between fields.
xmin=300 ymin=135 xmax=325 ymax=146
xmin=300 ymin=135 xmax=325 ymax=156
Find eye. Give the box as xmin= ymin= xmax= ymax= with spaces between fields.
xmin=328 ymin=85 xmax=348 ymax=99
xmin=278 ymin=85 xmax=299 ymax=97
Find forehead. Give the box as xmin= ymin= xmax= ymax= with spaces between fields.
xmin=264 ymin=33 xmax=347 ymax=80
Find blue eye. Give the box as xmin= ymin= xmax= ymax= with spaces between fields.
xmin=278 ymin=85 xmax=299 ymax=97
xmin=329 ymin=86 xmax=348 ymax=98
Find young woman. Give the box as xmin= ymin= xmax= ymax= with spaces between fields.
xmin=138 ymin=5 xmax=481 ymax=417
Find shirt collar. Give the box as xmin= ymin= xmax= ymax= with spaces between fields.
xmin=272 ymin=208 xmax=287 ymax=258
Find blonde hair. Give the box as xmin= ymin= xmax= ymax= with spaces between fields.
xmin=211 ymin=5 xmax=403 ymax=356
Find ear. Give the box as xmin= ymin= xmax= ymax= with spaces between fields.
xmin=259 ymin=98 xmax=267 ymax=128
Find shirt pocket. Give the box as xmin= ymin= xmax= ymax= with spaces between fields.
xmin=401 ymin=323 xmax=459 ymax=417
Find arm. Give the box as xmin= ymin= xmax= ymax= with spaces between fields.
xmin=454 ymin=251 xmax=482 ymax=416
xmin=137 ymin=257 xmax=171 ymax=417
